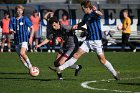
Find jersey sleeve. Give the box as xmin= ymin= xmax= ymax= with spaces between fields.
xmin=24 ymin=17 xmax=32 ymax=28
xmin=127 ymin=18 xmax=131 ymax=25
xmin=9 ymin=18 xmax=13 ymax=30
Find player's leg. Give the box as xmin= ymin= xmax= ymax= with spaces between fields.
xmin=58 ymin=41 xmax=89 ymax=71
xmin=7 ymin=34 xmax=11 ymax=52
xmin=15 ymin=44 xmax=29 ymax=68
xmin=52 ymin=53 xmax=64 ymax=80
xmin=34 ymin=31 xmax=39 ymax=52
xmin=1 ymin=34 xmax=6 ymax=52
xmin=20 ymin=42 xmax=32 ymax=69
xmin=94 ymin=40 xmax=120 ymax=80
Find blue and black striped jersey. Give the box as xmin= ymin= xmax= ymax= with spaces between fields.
xmin=82 ymin=11 xmax=102 ymax=40
xmin=9 ymin=16 xmax=32 ymax=44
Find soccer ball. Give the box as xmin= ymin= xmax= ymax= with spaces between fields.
xmin=30 ymin=66 xmax=39 ymax=77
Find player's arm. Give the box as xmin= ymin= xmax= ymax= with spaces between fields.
xmin=44 ymin=12 xmax=54 ymax=19
xmin=36 ymin=38 xmax=50 ymax=48
xmin=92 ymin=5 xmax=103 ymax=16
xmin=29 ymin=26 xmax=35 ymax=45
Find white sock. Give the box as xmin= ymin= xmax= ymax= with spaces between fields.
xmin=59 ymin=57 xmax=77 ymax=70
xmin=23 ymin=62 xmax=29 ymax=68
xmin=69 ymin=64 xmax=79 ymax=69
xmin=104 ymin=60 xmax=117 ymax=76
xmin=26 ymin=58 xmax=32 ymax=69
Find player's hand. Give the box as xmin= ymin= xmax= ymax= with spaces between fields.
xmin=72 ymin=25 xmax=78 ymax=29
xmin=10 ymin=30 xmax=16 ymax=34
xmin=35 ymin=45 xmax=41 ymax=49
xmin=29 ymin=37 xmax=33 ymax=45
xmin=92 ymin=5 xmax=97 ymax=11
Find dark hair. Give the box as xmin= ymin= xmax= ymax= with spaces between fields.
xmin=48 ymin=17 xmax=59 ymax=25
xmin=62 ymin=13 xmax=68 ymax=19
xmin=81 ymin=0 xmax=92 ymax=9
xmin=4 ymin=11 xmax=10 ymax=15
xmin=33 ymin=10 xmax=38 ymax=13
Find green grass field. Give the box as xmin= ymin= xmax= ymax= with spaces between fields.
xmin=0 ymin=52 xmax=140 ymax=93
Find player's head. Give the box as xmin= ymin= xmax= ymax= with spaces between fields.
xmin=15 ymin=5 xmax=24 ymax=16
xmin=33 ymin=10 xmax=38 ymax=17
xmin=123 ymin=10 xmax=129 ymax=18
xmin=81 ymin=0 xmax=92 ymax=14
xmin=4 ymin=11 xmax=10 ymax=18
xmin=49 ymin=17 xmax=60 ymax=30
xmin=62 ymin=13 xmax=68 ymax=20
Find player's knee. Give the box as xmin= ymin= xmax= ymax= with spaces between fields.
xmin=73 ymin=53 xmax=80 ymax=59
xmin=20 ymin=51 xmax=26 ymax=57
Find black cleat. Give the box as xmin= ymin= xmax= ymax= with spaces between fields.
xmin=57 ymin=72 xmax=63 ymax=80
xmin=114 ymin=71 xmax=120 ymax=80
xmin=75 ymin=65 xmax=82 ymax=76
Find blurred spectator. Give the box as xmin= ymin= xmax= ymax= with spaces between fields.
xmin=1 ymin=11 xmax=11 ymax=52
xmin=117 ymin=10 xmax=136 ymax=52
xmin=60 ymin=13 xmax=69 ymax=26
xmin=30 ymin=10 xmax=40 ymax=52
xmin=44 ymin=11 xmax=55 ymax=53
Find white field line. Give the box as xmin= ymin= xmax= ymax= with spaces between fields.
xmin=81 ymin=77 xmax=140 ymax=93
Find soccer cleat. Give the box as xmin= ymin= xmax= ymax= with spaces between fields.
xmin=114 ymin=71 xmax=120 ymax=80
xmin=30 ymin=49 xmax=33 ymax=52
xmin=52 ymin=50 xmax=55 ymax=53
xmin=57 ymin=72 xmax=63 ymax=80
xmin=133 ymin=49 xmax=136 ymax=52
xmin=75 ymin=65 xmax=82 ymax=76
xmin=48 ymin=50 xmax=51 ymax=53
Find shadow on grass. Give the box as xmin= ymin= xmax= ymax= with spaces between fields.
xmin=118 ymin=82 xmax=140 ymax=86
xmin=0 ymin=72 xmax=76 ymax=81
xmin=0 ymin=72 xmax=28 ymax=75
xmin=0 ymin=77 xmax=76 ymax=81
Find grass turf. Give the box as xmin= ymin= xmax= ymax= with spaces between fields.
xmin=0 ymin=52 xmax=140 ymax=93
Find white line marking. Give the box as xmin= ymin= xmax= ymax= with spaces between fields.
xmin=81 ymin=77 xmax=140 ymax=93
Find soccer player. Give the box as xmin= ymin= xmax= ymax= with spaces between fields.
xmin=30 ymin=10 xmax=40 ymax=52
xmin=117 ymin=10 xmax=136 ymax=52
xmin=36 ymin=17 xmax=82 ymax=80
xmin=9 ymin=5 xmax=34 ymax=70
xmin=55 ymin=0 xmax=120 ymax=80
xmin=1 ymin=11 xmax=11 ymax=52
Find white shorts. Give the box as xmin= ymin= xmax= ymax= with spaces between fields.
xmin=15 ymin=42 xmax=28 ymax=55
xmin=80 ymin=40 xmax=103 ymax=55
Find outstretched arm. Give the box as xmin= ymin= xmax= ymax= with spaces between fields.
xmin=36 ymin=38 xmax=50 ymax=48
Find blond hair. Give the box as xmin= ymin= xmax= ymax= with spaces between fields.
xmin=15 ymin=5 xmax=24 ymax=11
xmin=81 ymin=0 xmax=92 ymax=9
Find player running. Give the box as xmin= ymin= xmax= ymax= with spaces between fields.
xmin=36 ymin=17 xmax=82 ymax=80
xmin=53 ymin=0 xmax=120 ymax=80
xmin=9 ymin=5 xmax=34 ymax=70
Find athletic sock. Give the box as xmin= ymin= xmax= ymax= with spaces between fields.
xmin=23 ymin=62 xmax=29 ymax=68
xmin=59 ymin=57 xmax=77 ymax=70
xmin=104 ymin=60 xmax=117 ymax=76
xmin=26 ymin=58 xmax=32 ymax=69
xmin=69 ymin=64 xmax=79 ymax=69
